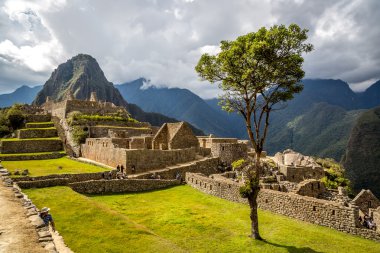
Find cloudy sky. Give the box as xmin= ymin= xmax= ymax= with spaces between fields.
xmin=0 ymin=0 xmax=379 ymax=98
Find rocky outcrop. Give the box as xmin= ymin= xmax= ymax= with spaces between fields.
xmin=343 ymin=106 xmax=380 ymax=197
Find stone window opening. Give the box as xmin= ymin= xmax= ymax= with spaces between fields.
xmin=204 ymin=183 xmax=207 ymax=188
xmin=218 ymin=183 xmax=221 ymax=187
xmin=332 ymin=210 xmax=335 ymax=215
xmin=210 ymin=185 xmax=212 ymax=190
xmin=265 ymin=199 xmax=268 ymax=203
xmin=222 ymin=146 xmax=225 ymax=151
xmin=228 ymin=184 xmax=231 ymax=189
xmin=368 ymin=201 xmax=372 ymax=208
xmin=317 ymin=183 xmax=320 ymax=189
xmin=196 ymin=180 xmax=198 ymax=184
xmin=191 ymin=178 xmax=193 ymax=183
xmin=313 ymin=206 xmax=316 ymax=211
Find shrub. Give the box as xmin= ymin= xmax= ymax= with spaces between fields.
xmin=71 ymin=126 xmax=88 ymax=144
xmin=232 ymin=159 xmax=246 ymax=170
xmin=6 ymin=104 xmax=25 ymax=130
xmin=0 ymin=125 xmax=10 ymax=137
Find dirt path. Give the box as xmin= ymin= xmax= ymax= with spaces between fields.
xmin=0 ymin=181 xmax=46 ymax=253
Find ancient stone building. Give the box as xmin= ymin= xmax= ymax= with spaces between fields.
xmin=42 ymin=92 xmax=128 ymax=119
xmin=152 ymin=122 xmax=199 ymax=150
xmin=352 ymin=189 xmax=380 ymax=214
xmin=197 ymin=135 xmax=248 ymax=165
xmin=272 ymin=149 xmax=324 ymax=182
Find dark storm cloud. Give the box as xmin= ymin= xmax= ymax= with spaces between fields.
xmin=0 ymin=0 xmax=379 ymax=96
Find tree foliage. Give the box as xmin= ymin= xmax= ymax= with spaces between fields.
xmin=195 ymin=23 xmax=313 ymax=240
xmin=195 ymin=24 xmax=313 ymax=153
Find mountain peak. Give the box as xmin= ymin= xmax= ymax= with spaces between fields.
xmin=32 ymin=54 xmax=127 ymax=106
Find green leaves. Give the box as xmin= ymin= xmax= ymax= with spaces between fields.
xmin=195 ymin=24 xmax=313 ymax=152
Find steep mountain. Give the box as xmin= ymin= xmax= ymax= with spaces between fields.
xmin=117 ymin=79 xmax=236 ymax=136
xmin=31 ymin=54 xmax=204 ymax=133
xmin=358 ymin=80 xmax=380 ymax=109
xmin=343 ymin=106 xmax=380 ymax=196
xmin=0 ymin=85 xmax=42 ymax=108
xmin=33 ymin=54 xmax=127 ymax=106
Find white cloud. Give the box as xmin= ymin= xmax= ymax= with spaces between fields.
xmin=0 ymin=0 xmax=379 ymax=96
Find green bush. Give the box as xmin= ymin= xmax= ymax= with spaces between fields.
xmin=6 ymin=104 xmax=25 ymax=130
xmin=232 ymin=159 xmax=246 ymax=170
xmin=0 ymin=125 xmax=10 ymax=137
xmin=317 ymin=158 xmax=351 ymax=193
xmin=71 ymin=126 xmax=88 ymax=144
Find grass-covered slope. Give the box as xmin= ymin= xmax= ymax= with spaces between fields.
xmin=25 ymin=186 xmax=380 ymax=253
xmin=3 ymin=157 xmax=109 ymax=177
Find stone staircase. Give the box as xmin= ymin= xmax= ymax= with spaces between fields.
xmin=0 ymin=114 xmax=65 ymax=161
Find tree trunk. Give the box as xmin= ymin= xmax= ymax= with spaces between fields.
xmin=247 ymin=187 xmax=262 ymax=240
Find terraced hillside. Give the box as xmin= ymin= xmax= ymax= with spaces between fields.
xmin=0 ymin=114 xmax=65 ymax=161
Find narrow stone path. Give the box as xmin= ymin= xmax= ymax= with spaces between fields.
xmin=0 ymin=180 xmax=46 ymax=253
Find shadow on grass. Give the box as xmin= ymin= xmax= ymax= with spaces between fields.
xmin=263 ymin=240 xmax=323 ymax=253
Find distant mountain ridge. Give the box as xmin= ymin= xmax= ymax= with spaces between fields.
xmin=0 ymin=85 xmax=42 ymax=108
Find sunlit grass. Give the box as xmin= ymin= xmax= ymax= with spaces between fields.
xmin=3 ymin=157 xmax=109 ymax=177
xmin=24 ymin=185 xmax=380 ymax=253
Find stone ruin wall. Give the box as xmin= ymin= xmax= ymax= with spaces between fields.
xmin=352 ymin=190 xmax=380 ymax=214
xmin=69 ymin=179 xmax=180 ymax=194
xmin=197 ymin=137 xmax=238 ymax=149
xmin=89 ymin=126 xmax=152 ymax=138
xmin=81 ymin=140 xmax=127 ymax=168
xmin=169 ymin=124 xmax=200 ymax=150
xmin=295 ymin=179 xmax=326 ymax=198
xmin=0 ymin=139 xmax=62 ymax=154
xmin=17 ymin=128 xmax=58 ymax=139
xmin=373 ymin=208 xmax=380 ymax=233
xmin=280 ymin=165 xmax=325 ymax=183
xmin=185 ymin=172 xmax=380 ymax=241
xmin=133 ymin=157 xmax=219 ymax=180
xmin=123 ymin=148 xmax=197 ymax=173
xmin=81 ymin=138 xmax=198 ymax=173
xmin=211 ymin=143 xmax=248 ymax=165
xmin=24 ymin=114 xmax=52 ymax=123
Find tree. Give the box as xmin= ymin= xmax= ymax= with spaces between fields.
xmin=195 ymin=24 xmax=313 ymax=240
xmin=6 ymin=104 xmax=25 ymax=130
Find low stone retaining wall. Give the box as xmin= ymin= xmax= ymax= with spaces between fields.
xmin=25 ymin=114 xmax=51 ymax=123
xmin=185 ymin=172 xmax=380 ymax=242
xmin=0 ymin=139 xmax=62 ymax=153
xmin=18 ymin=128 xmax=58 ymax=139
xmin=133 ymin=157 xmax=219 ymax=180
xmin=13 ymin=170 xmax=116 ymax=185
xmin=69 ymin=179 xmax=180 ymax=194
xmin=0 ymin=152 xmax=65 ymax=161
xmin=26 ymin=122 xmax=55 ymax=128
xmin=17 ymin=178 xmax=70 ymax=188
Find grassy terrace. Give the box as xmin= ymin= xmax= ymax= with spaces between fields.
xmin=3 ymin=157 xmax=109 ymax=177
xmin=24 ymin=185 xmax=380 ymax=253
xmin=0 ymin=151 xmax=66 ymax=157
xmin=0 ymin=137 xmax=60 ymax=141
xmin=18 ymin=127 xmax=57 ymax=130
xmin=92 ymin=125 xmax=151 ymax=130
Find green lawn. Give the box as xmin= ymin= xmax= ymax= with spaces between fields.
xmin=3 ymin=157 xmax=109 ymax=177
xmin=24 ymin=185 xmax=380 ymax=253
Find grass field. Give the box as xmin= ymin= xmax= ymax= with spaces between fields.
xmin=3 ymin=157 xmax=109 ymax=177
xmin=24 ymin=185 xmax=380 ymax=253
